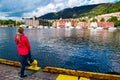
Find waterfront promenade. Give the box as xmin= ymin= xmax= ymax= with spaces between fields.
xmin=0 ymin=64 xmax=58 ymax=80
xmin=1 ymin=63 xmax=120 ymax=80
xmin=0 ymin=64 xmax=120 ymax=80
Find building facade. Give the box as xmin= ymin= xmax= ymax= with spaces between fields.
xmin=52 ymin=19 xmax=114 ymax=28
xmin=97 ymin=12 xmax=120 ymax=21
xmin=52 ymin=12 xmax=120 ymax=28
xmin=24 ymin=16 xmax=49 ymax=27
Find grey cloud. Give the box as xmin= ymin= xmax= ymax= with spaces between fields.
xmin=0 ymin=0 xmax=44 ymax=17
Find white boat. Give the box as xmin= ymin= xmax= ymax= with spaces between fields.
xmin=28 ymin=26 xmax=33 ymax=29
xmin=96 ymin=27 xmax=103 ymax=30
xmin=57 ymin=26 xmax=61 ymax=29
xmin=38 ymin=25 xmax=43 ymax=28
xmin=108 ymin=27 xmax=117 ymax=30
xmin=44 ymin=26 xmax=48 ymax=28
xmin=70 ymin=26 xmax=74 ymax=29
xmin=50 ymin=26 xmax=53 ymax=28
xmin=75 ymin=26 xmax=81 ymax=29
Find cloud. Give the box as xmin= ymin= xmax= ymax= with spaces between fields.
xmin=0 ymin=12 xmax=21 ymax=20
xmin=0 ymin=12 xmax=8 ymax=20
xmin=55 ymin=3 xmax=65 ymax=10
xmin=89 ymin=0 xmax=119 ymax=4
xmin=54 ymin=0 xmax=64 ymax=3
xmin=23 ymin=3 xmax=57 ymax=17
xmin=0 ymin=0 xmax=119 ymax=19
xmin=68 ymin=0 xmax=80 ymax=7
xmin=23 ymin=1 xmax=66 ymax=18
xmin=0 ymin=0 xmax=43 ymax=16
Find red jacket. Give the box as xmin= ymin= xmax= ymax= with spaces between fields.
xmin=14 ymin=33 xmax=31 ymax=56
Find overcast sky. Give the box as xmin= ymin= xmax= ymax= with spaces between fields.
xmin=0 ymin=0 xmax=119 ymax=20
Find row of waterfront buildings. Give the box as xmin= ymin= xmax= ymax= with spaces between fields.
xmin=52 ymin=19 xmax=114 ymax=29
xmin=24 ymin=12 xmax=120 ymax=28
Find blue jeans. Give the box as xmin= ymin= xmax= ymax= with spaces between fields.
xmin=20 ymin=52 xmax=33 ymax=76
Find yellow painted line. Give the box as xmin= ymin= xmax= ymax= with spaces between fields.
xmin=80 ymin=77 xmax=90 ymax=80
xmin=43 ymin=66 xmax=120 ymax=80
xmin=56 ymin=74 xmax=78 ymax=80
xmin=56 ymin=74 xmax=90 ymax=80
xmin=0 ymin=59 xmax=40 ymax=71
xmin=0 ymin=59 xmax=21 ymax=67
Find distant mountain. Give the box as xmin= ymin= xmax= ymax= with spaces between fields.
xmin=39 ymin=1 xmax=120 ymax=20
xmin=39 ymin=4 xmax=100 ymax=19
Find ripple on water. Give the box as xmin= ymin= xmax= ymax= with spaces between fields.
xmin=0 ymin=28 xmax=120 ymax=73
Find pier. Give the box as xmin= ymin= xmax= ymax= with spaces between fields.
xmin=0 ymin=59 xmax=120 ymax=80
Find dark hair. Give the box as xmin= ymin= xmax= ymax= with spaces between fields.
xmin=18 ymin=27 xmax=24 ymax=34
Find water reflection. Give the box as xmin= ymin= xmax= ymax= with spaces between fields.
xmin=0 ymin=28 xmax=18 ymax=61
xmin=0 ymin=28 xmax=120 ymax=73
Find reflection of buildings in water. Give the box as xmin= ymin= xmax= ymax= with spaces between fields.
xmin=90 ymin=30 xmax=110 ymax=41
xmin=65 ymin=28 xmax=72 ymax=37
xmin=108 ymin=30 xmax=120 ymax=45
xmin=50 ymin=28 xmax=58 ymax=37
xmin=81 ymin=29 xmax=90 ymax=38
xmin=50 ymin=28 xmax=65 ymax=38
xmin=90 ymin=29 xmax=97 ymax=37
xmin=25 ymin=28 xmax=66 ymax=41
xmin=74 ymin=29 xmax=81 ymax=37
xmin=25 ymin=29 xmax=44 ymax=41
xmin=113 ymin=31 xmax=120 ymax=42
xmin=70 ymin=29 xmax=90 ymax=38
xmin=58 ymin=28 xmax=65 ymax=37
xmin=101 ymin=30 xmax=110 ymax=41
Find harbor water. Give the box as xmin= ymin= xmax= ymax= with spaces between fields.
xmin=0 ymin=27 xmax=120 ymax=73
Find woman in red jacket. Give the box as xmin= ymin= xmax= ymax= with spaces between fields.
xmin=14 ymin=26 xmax=33 ymax=78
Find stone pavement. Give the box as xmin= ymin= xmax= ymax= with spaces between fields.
xmin=0 ymin=64 xmax=58 ymax=80
xmin=1 ymin=64 xmax=119 ymax=80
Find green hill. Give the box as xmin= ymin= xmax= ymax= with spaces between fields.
xmin=39 ymin=1 xmax=120 ymax=19
xmin=39 ymin=4 xmax=99 ymax=19
xmin=80 ymin=1 xmax=120 ymax=17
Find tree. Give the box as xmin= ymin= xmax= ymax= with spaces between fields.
xmin=79 ymin=19 xmax=87 ymax=22
xmin=100 ymin=17 xmax=105 ymax=22
xmin=107 ymin=16 xmax=118 ymax=22
xmin=91 ymin=18 xmax=97 ymax=22
xmin=0 ymin=19 xmax=16 ymax=25
xmin=107 ymin=16 xmax=120 ymax=27
xmin=71 ymin=20 xmax=74 ymax=26
xmin=16 ymin=21 xmax=24 ymax=26
xmin=115 ymin=20 xmax=120 ymax=27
